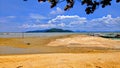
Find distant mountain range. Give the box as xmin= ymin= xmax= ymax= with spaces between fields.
xmin=26 ymin=28 xmax=120 ymax=33
xmin=26 ymin=28 xmax=73 ymax=33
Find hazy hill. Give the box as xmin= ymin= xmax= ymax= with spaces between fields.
xmin=26 ymin=28 xmax=73 ymax=33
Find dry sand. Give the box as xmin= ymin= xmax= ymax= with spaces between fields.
xmin=0 ymin=34 xmax=120 ymax=68
xmin=47 ymin=35 xmax=120 ymax=48
xmin=0 ymin=34 xmax=120 ymax=48
xmin=0 ymin=53 xmax=120 ymax=68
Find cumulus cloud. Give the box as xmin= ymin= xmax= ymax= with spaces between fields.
xmin=21 ymin=14 xmax=120 ymax=31
xmin=21 ymin=15 xmax=87 ymax=29
xmin=48 ymin=15 xmax=87 ymax=24
xmin=88 ymin=15 xmax=120 ymax=27
xmin=50 ymin=7 xmax=64 ymax=15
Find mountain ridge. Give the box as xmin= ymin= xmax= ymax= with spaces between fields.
xmin=26 ymin=28 xmax=73 ymax=33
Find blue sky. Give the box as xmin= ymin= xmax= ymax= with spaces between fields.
xmin=0 ymin=0 xmax=120 ymax=32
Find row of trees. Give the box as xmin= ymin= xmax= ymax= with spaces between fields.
xmin=24 ymin=0 xmax=120 ymax=14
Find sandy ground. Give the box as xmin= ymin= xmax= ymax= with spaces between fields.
xmin=0 ymin=34 xmax=120 ymax=48
xmin=0 ymin=52 xmax=120 ymax=68
xmin=47 ymin=35 xmax=120 ymax=48
xmin=0 ymin=34 xmax=120 ymax=68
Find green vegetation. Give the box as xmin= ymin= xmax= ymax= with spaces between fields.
xmin=46 ymin=28 xmax=73 ymax=32
xmin=26 ymin=28 xmax=73 ymax=33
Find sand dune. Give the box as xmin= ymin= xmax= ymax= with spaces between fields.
xmin=47 ymin=35 xmax=120 ymax=48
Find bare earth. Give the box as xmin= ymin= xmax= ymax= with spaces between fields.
xmin=0 ymin=34 xmax=120 ymax=68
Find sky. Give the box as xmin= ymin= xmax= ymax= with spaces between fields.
xmin=0 ymin=0 xmax=120 ymax=32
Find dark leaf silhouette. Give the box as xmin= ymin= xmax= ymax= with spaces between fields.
xmin=23 ymin=0 xmax=120 ymax=14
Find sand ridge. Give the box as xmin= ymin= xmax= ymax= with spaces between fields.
xmin=47 ymin=35 xmax=120 ymax=48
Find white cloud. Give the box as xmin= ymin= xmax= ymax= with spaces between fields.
xmin=52 ymin=15 xmax=81 ymax=19
xmin=50 ymin=7 xmax=64 ymax=15
xmin=21 ymin=23 xmax=56 ymax=28
xmin=21 ymin=24 xmax=31 ymax=28
xmin=21 ymin=15 xmax=120 ymax=31
xmin=88 ymin=15 xmax=120 ymax=27
xmin=58 ymin=23 xmax=66 ymax=27
xmin=48 ymin=15 xmax=87 ymax=24
xmin=21 ymin=15 xmax=87 ymax=29
xmin=29 ymin=13 xmax=47 ymax=22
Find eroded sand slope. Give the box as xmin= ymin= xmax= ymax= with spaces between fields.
xmin=47 ymin=35 xmax=120 ymax=48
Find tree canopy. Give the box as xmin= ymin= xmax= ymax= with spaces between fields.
xmin=24 ymin=0 xmax=120 ymax=14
